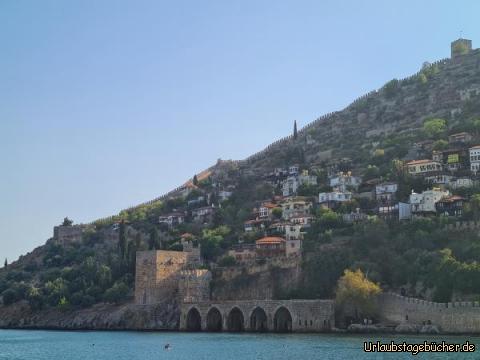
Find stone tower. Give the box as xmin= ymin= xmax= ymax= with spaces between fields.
xmin=451 ymin=38 xmax=472 ymax=59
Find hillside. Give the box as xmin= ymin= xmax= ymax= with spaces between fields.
xmin=2 ymin=39 xmax=480 ymax=326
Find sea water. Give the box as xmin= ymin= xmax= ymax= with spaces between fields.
xmin=0 ymin=330 xmax=479 ymax=359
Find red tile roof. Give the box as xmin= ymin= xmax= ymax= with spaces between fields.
xmin=407 ymin=159 xmax=437 ymax=165
xmin=256 ymin=236 xmax=286 ymax=245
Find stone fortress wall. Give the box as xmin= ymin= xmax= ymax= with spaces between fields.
xmin=180 ymin=299 xmax=334 ymax=332
xmin=90 ymin=40 xmax=480 ymax=226
xmin=134 ymin=248 xmax=210 ymax=305
xmin=377 ymin=292 xmax=480 ymax=333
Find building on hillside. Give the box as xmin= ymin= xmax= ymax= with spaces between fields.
xmin=267 ymin=222 xmax=290 ymax=237
xmin=375 ymin=183 xmax=398 ymax=203
xmin=258 ymin=202 xmax=280 ymax=219
xmin=255 ymin=236 xmax=286 ymax=258
xmin=398 ymin=202 xmax=412 ymax=220
xmin=285 ymin=223 xmax=305 ymax=240
xmin=329 ymin=172 xmax=362 ymax=192
xmin=159 ymin=212 xmax=185 ymax=228
xmin=425 ymin=174 xmax=454 ymax=187
xmin=406 ymin=159 xmax=442 ymax=176
xmin=289 ymin=214 xmax=313 ymax=226
xmin=244 ymin=219 xmax=267 ymax=232
xmin=187 ymin=196 xmax=205 ymax=207
xmin=282 ymin=170 xmax=317 ymax=196
xmin=449 ymin=132 xmax=472 ymax=144
xmin=437 ymin=148 xmax=469 ymax=172
xmin=218 ymin=190 xmax=233 ymax=201
xmin=435 ymin=195 xmax=466 ymax=217
xmin=450 ymin=177 xmax=474 ymax=189
xmin=342 ymin=210 xmax=368 ymax=223
xmin=409 ymin=189 xmax=450 ymax=214
xmin=289 ymin=165 xmax=299 ymax=175
xmin=469 ymin=146 xmax=480 ymax=173
xmin=451 ymin=38 xmax=472 ymax=59
xmin=281 ymin=197 xmax=313 ymax=219
xmin=192 ymin=206 xmax=215 ymax=223
xmin=378 ymin=203 xmax=399 ymax=220
xmin=318 ymin=191 xmax=353 ymax=208
xmin=53 ymin=224 xmax=86 ymax=246
xmin=227 ymin=243 xmax=256 ymax=263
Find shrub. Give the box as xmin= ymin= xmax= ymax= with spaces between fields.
xmin=218 ymin=256 xmax=236 ymax=267
xmin=103 ymin=282 xmax=129 ymax=304
xmin=2 ymin=289 xmax=18 ymax=306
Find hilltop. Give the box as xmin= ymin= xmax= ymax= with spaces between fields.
xmin=2 ymin=38 xmax=480 ymax=329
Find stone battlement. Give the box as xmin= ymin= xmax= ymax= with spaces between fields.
xmin=377 ymin=292 xmax=480 ymax=333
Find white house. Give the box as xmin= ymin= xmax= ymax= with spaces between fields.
xmin=375 ymin=182 xmax=398 ymax=202
xmin=329 ymin=172 xmax=361 ymax=191
xmin=159 ymin=212 xmax=185 ymax=228
xmin=450 ymin=177 xmax=474 ymax=189
xmin=470 ymin=146 xmax=480 ymax=173
xmin=218 ymin=190 xmax=233 ymax=201
xmin=318 ymin=191 xmax=352 ymax=204
xmin=409 ymin=189 xmax=450 ymax=214
xmin=282 ymin=170 xmax=317 ymax=196
xmin=285 ymin=223 xmax=305 ymax=240
xmin=406 ymin=160 xmax=442 ymax=175
xmin=281 ymin=197 xmax=312 ymax=220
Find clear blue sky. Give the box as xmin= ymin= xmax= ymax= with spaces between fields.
xmin=1 ymin=0 xmax=479 ymax=262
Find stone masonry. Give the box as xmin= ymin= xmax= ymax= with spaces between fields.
xmin=134 ymin=249 xmax=211 ymax=305
xmin=180 ymin=299 xmax=334 ymax=332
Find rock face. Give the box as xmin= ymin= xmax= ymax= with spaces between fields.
xmin=0 ymin=300 xmax=180 ymax=330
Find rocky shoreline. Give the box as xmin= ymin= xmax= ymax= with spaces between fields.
xmin=0 ymin=300 xmax=179 ymax=331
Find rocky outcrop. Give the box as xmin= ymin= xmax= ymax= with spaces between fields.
xmin=0 ymin=300 xmax=180 ymax=330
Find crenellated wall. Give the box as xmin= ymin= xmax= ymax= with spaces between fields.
xmin=377 ymin=292 xmax=480 ymax=333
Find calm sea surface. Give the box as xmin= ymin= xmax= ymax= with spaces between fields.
xmin=0 ymin=330 xmax=479 ymax=360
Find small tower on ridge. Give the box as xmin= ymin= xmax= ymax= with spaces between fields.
xmin=451 ymin=38 xmax=472 ymax=59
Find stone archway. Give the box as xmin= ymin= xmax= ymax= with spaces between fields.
xmin=250 ymin=307 xmax=268 ymax=332
xmin=274 ymin=306 xmax=292 ymax=332
xmin=227 ymin=307 xmax=245 ymax=332
xmin=206 ymin=307 xmax=223 ymax=332
xmin=186 ymin=307 xmax=202 ymax=331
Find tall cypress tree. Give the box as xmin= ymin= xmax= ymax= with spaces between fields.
xmin=4 ymin=258 xmax=7 ymax=269
xmin=118 ymin=220 xmax=127 ymax=261
xmin=293 ymin=120 xmax=298 ymax=139
xmin=193 ymin=174 xmax=198 ymax=186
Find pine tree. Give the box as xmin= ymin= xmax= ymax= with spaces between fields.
xmin=118 ymin=220 xmax=127 ymax=261
xmin=4 ymin=258 xmax=7 ymax=269
xmin=193 ymin=174 xmax=198 ymax=186
xmin=293 ymin=120 xmax=298 ymax=139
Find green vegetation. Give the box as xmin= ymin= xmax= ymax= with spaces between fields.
xmin=423 ymin=118 xmax=447 ymax=139
xmin=336 ymin=269 xmax=381 ymax=321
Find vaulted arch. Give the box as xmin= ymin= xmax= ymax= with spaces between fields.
xmin=250 ymin=307 xmax=268 ymax=332
xmin=274 ymin=306 xmax=292 ymax=332
xmin=227 ymin=307 xmax=245 ymax=332
xmin=186 ymin=307 xmax=201 ymax=331
xmin=206 ymin=307 xmax=223 ymax=332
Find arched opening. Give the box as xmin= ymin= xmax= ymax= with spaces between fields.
xmin=227 ymin=307 xmax=244 ymax=332
xmin=250 ymin=307 xmax=268 ymax=332
xmin=186 ymin=307 xmax=201 ymax=331
xmin=274 ymin=307 xmax=292 ymax=332
xmin=206 ymin=307 xmax=223 ymax=332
